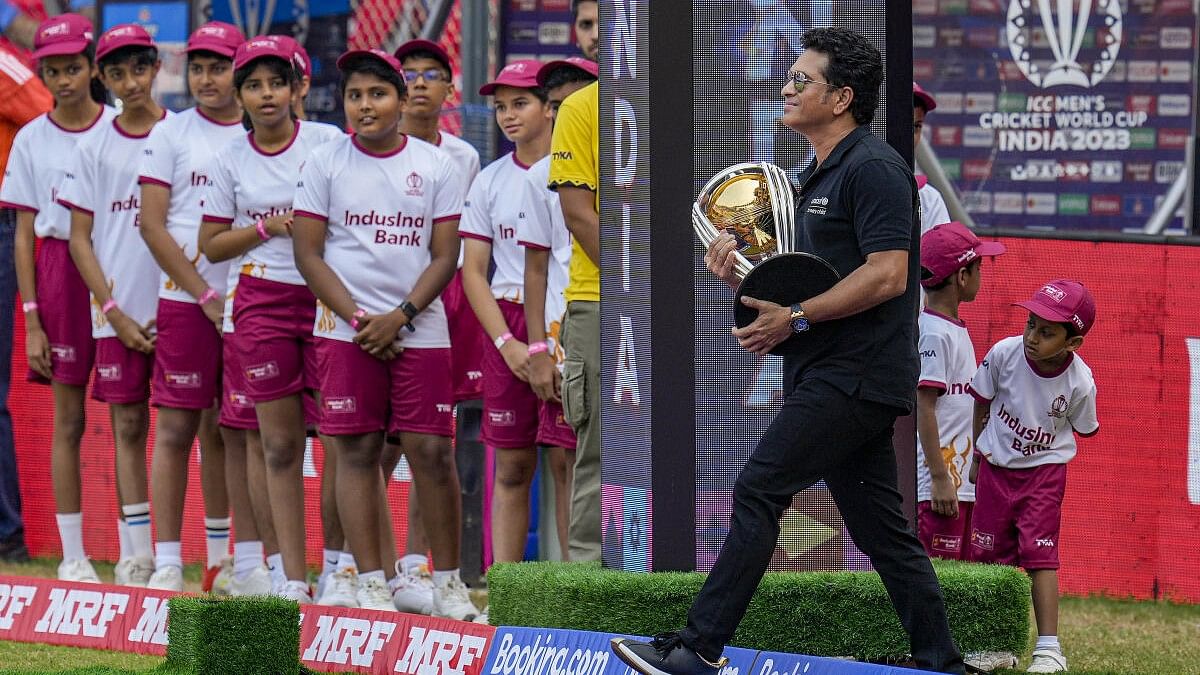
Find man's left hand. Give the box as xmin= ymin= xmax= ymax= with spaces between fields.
xmin=732 ymin=296 xmax=792 ymax=355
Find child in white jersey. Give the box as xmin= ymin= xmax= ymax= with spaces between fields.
xmin=60 ymin=24 xmax=168 ymax=587
xmin=916 ymin=222 xmax=1005 ymax=560
xmin=136 ymin=21 xmax=245 ymax=594
xmin=968 ymin=280 xmax=1099 ymax=674
xmin=1 ymin=14 xmax=114 ymax=583
xmin=292 ymin=48 xmax=479 ymax=621
xmin=198 ymin=36 xmax=343 ymax=602
xmin=517 ymin=57 xmax=597 ymax=560
xmin=912 ymin=82 xmax=950 ymax=236
xmin=460 ymin=60 xmax=559 ymax=563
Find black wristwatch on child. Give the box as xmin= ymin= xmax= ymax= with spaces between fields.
xmin=399 ymin=300 xmax=418 ymax=332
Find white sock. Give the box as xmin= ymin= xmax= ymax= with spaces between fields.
xmin=1036 ymin=636 xmax=1061 ymax=652
xmin=431 ymin=568 xmax=459 ymax=586
xmin=121 ymin=503 xmax=153 ymax=560
xmin=337 ymin=551 xmax=357 ymax=571
xmin=204 ymin=517 xmax=231 ymax=568
xmin=56 ymin=513 xmax=86 ymax=562
xmin=154 ymin=541 xmax=183 ymax=571
xmin=117 ymin=519 xmax=133 ymax=561
xmin=359 ymin=569 xmax=386 ymax=585
xmin=399 ymin=553 xmax=428 ymax=574
xmin=233 ymin=541 xmax=264 ymax=582
xmin=266 ymin=553 xmax=286 ymax=585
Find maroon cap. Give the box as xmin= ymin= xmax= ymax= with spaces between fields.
xmin=233 ymin=35 xmax=293 ymax=70
xmin=535 ymin=56 xmax=598 ymax=86
xmin=337 ymin=48 xmax=402 ymax=74
xmin=271 ymin=35 xmax=311 ymax=77
xmin=920 ymin=221 xmax=1005 ymax=288
xmin=1015 ymin=280 xmax=1096 ymax=336
xmin=186 ymin=21 xmax=244 ymax=58
xmin=32 ymin=14 xmax=94 ymax=60
xmin=913 ymin=81 xmax=936 ymax=112
xmin=96 ymin=23 xmax=154 ymax=61
xmin=479 ymin=59 xmax=542 ymax=95
xmin=393 ymin=38 xmax=451 ymax=72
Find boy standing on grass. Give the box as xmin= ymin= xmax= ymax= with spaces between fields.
xmin=968 ymin=280 xmax=1099 ymax=674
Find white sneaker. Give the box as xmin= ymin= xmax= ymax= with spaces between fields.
xmin=147 ymin=565 xmax=185 ymax=592
xmin=318 ymin=568 xmax=359 ymax=608
xmin=391 ymin=561 xmax=433 ymax=614
xmin=278 ymin=580 xmax=313 ymax=604
xmin=114 ymin=557 xmax=154 ymax=587
xmin=432 ymin=574 xmax=484 ymax=623
xmin=57 ymin=558 xmax=100 ymax=583
xmin=202 ymin=558 xmax=234 ymax=596
xmin=965 ymin=651 xmax=1019 ymax=672
xmin=357 ymin=576 xmax=396 ymax=612
xmin=1026 ymin=648 xmax=1067 ymax=673
xmin=229 ymin=566 xmax=274 ymax=596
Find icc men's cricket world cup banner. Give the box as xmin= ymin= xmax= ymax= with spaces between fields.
xmin=914 ymin=0 xmax=1199 ymax=234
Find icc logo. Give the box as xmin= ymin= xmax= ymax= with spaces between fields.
xmin=1006 ymin=0 xmax=1122 ymax=88
xmin=405 ymin=172 xmax=424 ymax=196
xmin=1048 ymin=394 xmax=1069 ymax=419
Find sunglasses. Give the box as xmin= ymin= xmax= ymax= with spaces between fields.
xmin=403 ymin=68 xmax=449 ymax=83
xmin=787 ymin=71 xmax=839 ymax=93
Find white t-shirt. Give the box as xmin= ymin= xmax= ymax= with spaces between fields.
xmin=435 ymin=131 xmax=481 ymax=267
xmin=918 ymin=179 xmax=951 ymax=235
xmin=517 ymin=155 xmax=570 ymax=363
xmin=1 ymin=107 xmax=116 ymax=240
xmin=203 ymin=120 xmax=343 ymax=286
xmin=458 ymin=152 xmax=535 ymax=303
xmin=916 ymin=309 xmax=978 ymax=501
xmin=293 ymin=134 xmax=464 ymax=347
xmin=57 ymin=113 xmax=172 ymax=338
xmin=969 ymin=335 xmax=1099 ymax=469
xmin=139 ymin=107 xmax=245 ymax=302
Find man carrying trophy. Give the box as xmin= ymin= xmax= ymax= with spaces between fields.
xmin=612 ymin=27 xmax=965 ymax=675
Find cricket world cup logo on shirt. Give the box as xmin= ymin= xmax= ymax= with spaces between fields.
xmin=1006 ymin=0 xmax=1122 ymax=88
xmin=405 ymin=172 xmax=424 ymax=196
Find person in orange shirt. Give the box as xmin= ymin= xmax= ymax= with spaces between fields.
xmin=0 ymin=40 xmax=52 ymax=561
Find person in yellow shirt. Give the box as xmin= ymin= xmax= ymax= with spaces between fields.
xmin=548 ymin=79 xmax=599 ymax=561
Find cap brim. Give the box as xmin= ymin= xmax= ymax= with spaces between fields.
xmin=914 ymin=90 xmax=936 ymax=111
xmin=33 ymin=40 xmax=90 ymax=59
xmin=336 ymin=49 xmax=399 ymax=72
xmin=536 ymin=59 xmax=599 ymax=86
xmin=975 ymin=241 xmax=1006 ymax=256
xmin=1013 ymin=299 xmax=1072 ymax=323
xmin=393 ymin=39 xmax=451 ymax=70
xmin=186 ymin=43 xmax=237 ymax=58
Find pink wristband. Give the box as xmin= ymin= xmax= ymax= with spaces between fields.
xmin=101 ymin=299 xmax=118 ymax=314
xmin=493 ymin=331 xmax=514 ymax=349
xmin=255 ymin=219 xmax=271 ymax=241
xmin=350 ymin=308 xmax=367 ymax=330
xmin=197 ymin=288 xmax=219 ymax=305
xmin=21 ymin=301 xmax=38 ymax=313
xmin=527 ymin=341 xmax=549 ymax=355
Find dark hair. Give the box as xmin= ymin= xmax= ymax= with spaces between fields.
xmin=234 ymin=56 xmax=300 ymax=129
xmin=1062 ymin=322 xmax=1081 ymax=339
xmin=543 ymin=66 xmax=597 ymax=92
xmin=97 ymin=45 xmax=158 ymax=72
xmin=571 ymin=0 xmax=597 ymax=18
xmin=187 ymin=49 xmax=233 ymax=65
xmin=798 ymin=27 xmax=882 ymax=126
xmin=399 ymin=49 xmax=450 ymax=76
xmin=913 ymin=95 xmax=928 ymax=113
xmin=339 ymin=55 xmax=407 ymax=99
xmin=922 ymin=259 xmax=980 ymax=291
xmin=84 ymin=44 xmax=107 ymax=104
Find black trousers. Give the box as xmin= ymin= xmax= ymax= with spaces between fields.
xmin=680 ymin=377 xmax=964 ymax=674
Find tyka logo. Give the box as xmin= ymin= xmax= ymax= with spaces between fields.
xmin=1006 ymin=0 xmax=1122 ymax=88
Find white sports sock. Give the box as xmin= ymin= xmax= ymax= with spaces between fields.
xmin=233 ymin=541 xmax=264 ymax=582
xmin=117 ymin=519 xmax=133 ymax=561
xmin=203 ymin=517 xmax=231 ymax=568
xmin=431 ymin=568 xmax=459 ymax=586
xmin=1036 ymin=636 xmax=1061 ymax=652
xmin=322 ymin=549 xmax=340 ymax=575
xmin=56 ymin=513 xmax=86 ymax=562
xmin=121 ymin=503 xmax=153 ymax=560
xmin=399 ymin=553 xmax=428 ymax=574
xmin=154 ymin=541 xmax=183 ymax=571
xmin=266 ymin=553 xmax=286 ymax=585
xmin=337 ymin=551 xmax=357 ymax=571
xmin=359 ymin=570 xmax=386 ymax=585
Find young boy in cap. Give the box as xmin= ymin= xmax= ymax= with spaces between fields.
xmin=60 ymin=23 xmax=168 ymax=587
xmin=913 ymin=81 xmax=950 ymax=234
xmin=916 ymin=221 xmax=1004 ymax=562
xmin=968 ymin=280 xmax=1099 ymax=674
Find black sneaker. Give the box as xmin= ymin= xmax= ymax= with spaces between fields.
xmin=611 ymin=633 xmax=728 ymax=675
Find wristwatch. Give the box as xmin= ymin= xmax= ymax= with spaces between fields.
xmin=789 ymin=303 xmax=810 ymax=333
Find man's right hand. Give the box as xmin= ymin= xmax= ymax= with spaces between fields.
xmin=704 ymin=232 xmax=740 ymax=289
xmin=25 ymin=325 xmax=52 ymax=379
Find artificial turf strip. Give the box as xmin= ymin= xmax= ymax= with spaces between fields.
xmin=487 ymin=560 xmax=1031 ymax=660
xmin=166 ymin=596 xmax=302 ymax=675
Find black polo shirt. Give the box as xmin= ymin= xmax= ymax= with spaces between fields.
xmin=783 ymin=125 xmax=921 ymax=412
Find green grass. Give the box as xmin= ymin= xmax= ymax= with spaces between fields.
xmin=0 ymin=642 xmax=163 ymax=674
xmin=165 ymin=596 xmax=301 ymax=674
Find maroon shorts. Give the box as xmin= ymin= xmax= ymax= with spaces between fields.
xmin=442 ymin=270 xmax=484 ymax=402
xmin=537 ymin=399 xmax=576 ymax=449
xmin=969 ymin=460 xmax=1066 ymax=570
xmin=219 ymin=336 xmax=257 ymax=430
xmin=27 ymin=238 xmax=95 ymax=387
xmin=315 ymin=338 xmax=453 ymax=437
xmin=481 ymin=299 xmax=540 ymax=448
xmin=231 ymin=275 xmax=318 ymax=403
xmin=92 ymin=337 xmax=152 ymax=404
xmin=151 ymin=299 xmax=221 ymax=409
xmin=917 ymin=500 xmax=974 ymax=560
